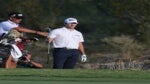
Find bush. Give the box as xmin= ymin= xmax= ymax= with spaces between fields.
xmin=102 ymin=35 xmax=145 ymax=61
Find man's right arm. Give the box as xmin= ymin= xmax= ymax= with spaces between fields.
xmin=48 ymin=37 xmax=54 ymax=43
xmin=14 ymin=27 xmax=48 ymax=37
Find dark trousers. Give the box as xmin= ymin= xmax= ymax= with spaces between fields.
xmin=53 ymin=48 xmax=80 ymax=69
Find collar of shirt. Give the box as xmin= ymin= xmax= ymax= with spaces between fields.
xmin=8 ymin=20 xmax=19 ymax=26
xmin=63 ymin=27 xmax=75 ymax=32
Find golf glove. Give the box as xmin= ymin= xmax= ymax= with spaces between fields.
xmin=81 ymin=54 xmax=87 ymax=62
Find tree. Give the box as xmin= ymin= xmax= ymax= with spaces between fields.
xmin=110 ymin=0 xmax=150 ymax=44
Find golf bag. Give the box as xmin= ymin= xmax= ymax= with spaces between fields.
xmin=0 ymin=29 xmax=38 ymax=68
xmin=0 ymin=30 xmax=23 ymax=68
xmin=0 ymin=44 xmax=12 ymax=68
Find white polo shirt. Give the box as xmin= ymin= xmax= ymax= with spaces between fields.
xmin=0 ymin=20 xmax=19 ymax=36
xmin=48 ymin=27 xmax=84 ymax=49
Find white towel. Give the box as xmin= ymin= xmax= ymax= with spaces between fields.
xmin=11 ymin=44 xmax=22 ymax=61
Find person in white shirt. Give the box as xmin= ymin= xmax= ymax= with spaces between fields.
xmin=0 ymin=12 xmax=47 ymax=68
xmin=0 ymin=12 xmax=47 ymax=38
xmin=48 ymin=17 xmax=87 ymax=69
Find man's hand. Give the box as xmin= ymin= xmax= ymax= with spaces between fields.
xmin=36 ymin=31 xmax=48 ymax=37
xmin=81 ymin=54 xmax=87 ymax=62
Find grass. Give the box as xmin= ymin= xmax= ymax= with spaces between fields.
xmin=0 ymin=69 xmax=149 ymax=84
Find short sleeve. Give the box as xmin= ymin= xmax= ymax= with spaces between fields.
xmin=47 ymin=30 xmax=57 ymax=38
xmin=79 ymin=33 xmax=84 ymax=42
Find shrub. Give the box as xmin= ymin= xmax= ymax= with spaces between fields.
xmin=102 ymin=35 xmax=145 ymax=61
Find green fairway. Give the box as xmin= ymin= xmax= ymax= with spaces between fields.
xmin=0 ymin=79 xmax=149 ymax=84
xmin=0 ymin=69 xmax=149 ymax=84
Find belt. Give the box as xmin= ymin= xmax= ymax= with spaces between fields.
xmin=54 ymin=47 xmax=77 ymax=50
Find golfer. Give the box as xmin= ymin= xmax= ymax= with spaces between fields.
xmin=48 ymin=17 xmax=87 ymax=69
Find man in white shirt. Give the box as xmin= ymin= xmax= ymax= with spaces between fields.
xmin=0 ymin=12 xmax=47 ymax=68
xmin=48 ymin=17 xmax=87 ymax=69
xmin=0 ymin=12 xmax=47 ymax=38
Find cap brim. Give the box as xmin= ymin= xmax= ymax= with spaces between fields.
xmin=70 ymin=22 xmax=78 ymax=24
xmin=15 ymin=16 xmax=24 ymax=19
xmin=67 ymin=21 xmax=78 ymax=24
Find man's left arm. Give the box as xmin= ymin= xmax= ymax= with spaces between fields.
xmin=79 ymin=42 xmax=85 ymax=55
xmin=79 ymin=42 xmax=87 ymax=62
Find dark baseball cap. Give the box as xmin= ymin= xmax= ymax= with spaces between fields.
xmin=8 ymin=12 xmax=24 ymax=19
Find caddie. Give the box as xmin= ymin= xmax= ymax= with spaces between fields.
xmin=0 ymin=12 xmax=47 ymax=37
xmin=0 ymin=12 xmax=47 ymax=68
